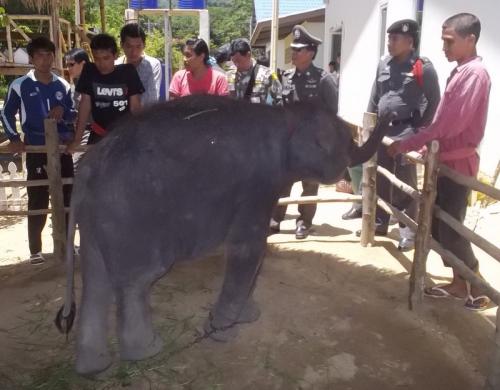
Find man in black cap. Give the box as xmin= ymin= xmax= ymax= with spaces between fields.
xmin=356 ymin=18 xmax=440 ymax=251
xmin=270 ymin=24 xmax=338 ymax=239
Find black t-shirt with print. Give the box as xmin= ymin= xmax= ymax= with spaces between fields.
xmin=76 ymin=63 xmax=144 ymax=130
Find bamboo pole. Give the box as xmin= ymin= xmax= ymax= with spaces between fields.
xmin=6 ymin=20 xmax=13 ymax=62
xmin=409 ymin=140 xmax=439 ymax=311
xmin=434 ymin=206 xmax=500 ymax=263
xmin=376 ymin=165 xmax=420 ymax=200
xmin=277 ymin=194 xmax=362 ymax=206
xmin=439 ymin=164 xmax=500 ymax=201
xmin=44 ymin=119 xmax=66 ymax=262
xmin=360 ymin=112 xmax=378 ymax=247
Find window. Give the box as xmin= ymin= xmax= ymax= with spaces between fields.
xmin=379 ymin=5 xmax=388 ymax=57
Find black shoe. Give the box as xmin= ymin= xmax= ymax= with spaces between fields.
xmin=295 ymin=225 xmax=310 ymax=239
xmin=398 ymin=238 xmax=415 ymax=252
xmin=356 ymin=224 xmax=388 ymax=237
xmin=342 ymin=206 xmax=362 ymax=220
xmin=268 ymin=219 xmax=280 ymax=235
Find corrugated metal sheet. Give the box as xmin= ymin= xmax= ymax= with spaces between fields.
xmin=254 ymin=0 xmax=324 ymax=21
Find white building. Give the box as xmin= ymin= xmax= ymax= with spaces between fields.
xmin=323 ymin=0 xmax=499 ymax=178
xmin=251 ymin=7 xmax=325 ymax=71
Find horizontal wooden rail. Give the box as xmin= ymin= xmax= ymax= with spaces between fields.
xmin=376 ymin=165 xmax=420 ymax=200
xmin=0 ymin=207 xmax=70 ymax=216
xmin=277 ymin=194 xmax=362 ymax=206
xmin=439 ymin=165 xmax=500 ymax=201
xmin=0 ymin=145 xmax=88 ymax=153
xmin=0 ymin=177 xmax=74 ymax=188
xmin=382 ymin=136 xmax=425 ymax=165
xmin=377 ymin=198 xmax=417 ymax=231
xmin=434 ymin=206 xmax=500 ymax=263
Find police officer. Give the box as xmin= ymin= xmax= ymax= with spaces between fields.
xmin=270 ymin=25 xmax=339 ymax=239
xmin=360 ymin=19 xmax=440 ymax=250
xmin=227 ymin=38 xmax=282 ymax=105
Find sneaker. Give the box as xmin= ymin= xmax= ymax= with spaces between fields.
xmin=29 ymin=252 xmax=45 ymax=265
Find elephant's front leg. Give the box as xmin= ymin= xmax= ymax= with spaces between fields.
xmin=75 ymin=241 xmax=113 ymax=376
xmin=116 ymin=278 xmax=164 ymax=361
xmin=206 ymin=232 xmax=266 ymax=341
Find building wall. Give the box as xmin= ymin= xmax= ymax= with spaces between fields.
xmin=324 ymin=0 xmax=499 ymax=176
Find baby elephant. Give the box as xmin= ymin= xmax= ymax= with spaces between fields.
xmin=56 ymin=95 xmax=388 ymax=375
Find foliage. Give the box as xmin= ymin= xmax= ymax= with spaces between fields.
xmin=0 ymin=6 xmax=6 ymax=27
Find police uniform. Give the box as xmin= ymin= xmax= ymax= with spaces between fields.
xmin=227 ymin=58 xmax=282 ymax=105
xmin=271 ymin=25 xmax=339 ymax=239
xmin=370 ymin=19 xmax=440 ymax=247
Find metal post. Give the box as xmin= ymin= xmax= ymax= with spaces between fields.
xmin=270 ymin=0 xmax=279 ymax=73
xmin=164 ymin=10 xmax=171 ymax=101
xmin=409 ymin=140 xmax=439 ymax=310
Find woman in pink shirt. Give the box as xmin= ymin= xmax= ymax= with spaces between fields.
xmin=169 ymin=38 xmax=229 ymax=98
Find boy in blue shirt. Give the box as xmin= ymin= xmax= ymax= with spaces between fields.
xmin=1 ymin=36 xmax=75 ymax=264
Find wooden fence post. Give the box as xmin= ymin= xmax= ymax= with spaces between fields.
xmin=44 ymin=119 xmax=66 ymax=261
xmin=409 ymin=140 xmax=439 ymax=310
xmin=360 ymin=112 xmax=378 ymax=247
xmin=485 ymin=310 xmax=500 ymax=389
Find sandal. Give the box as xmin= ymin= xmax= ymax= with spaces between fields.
xmin=424 ymin=285 xmax=466 ymax=300
xmin=464 ymin=295 xmax=490 ymax=311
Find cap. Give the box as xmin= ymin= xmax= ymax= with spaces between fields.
xmin=290 ymin=25 xmax=322 ymax=49
xmin=387 ymin=19 xmax=419 ymax=40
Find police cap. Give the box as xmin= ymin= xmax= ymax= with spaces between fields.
xmin=387 ymin=19 xmax=419 ymax=41
xmin=290 ymin=25 xmax=322 ymax=48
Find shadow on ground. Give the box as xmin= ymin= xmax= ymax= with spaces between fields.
xmin=0 ymin=245 xmax=494 ymax=390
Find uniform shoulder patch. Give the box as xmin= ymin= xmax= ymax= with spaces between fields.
xmin=419 ymin=56 xmax=431 ymax=64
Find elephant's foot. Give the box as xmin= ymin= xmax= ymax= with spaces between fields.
xmin=75 ymin=348 xmax=112 ymax=376
xmin=120 ymin=333 xmax=164 ymax=361
xmin=203 ymin=317 xmax=239 ymax=342
xmin=236 ymin=299 xmax=261 ymax=324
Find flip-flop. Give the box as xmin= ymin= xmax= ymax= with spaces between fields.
xmin=464 ymin=295 xmax=491 ymax=311
xmin=424 ymin=285 xmax=465 ymax=300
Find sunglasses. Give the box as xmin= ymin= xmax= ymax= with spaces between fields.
xmin=291 ymin=47 xmax=307 ymax=52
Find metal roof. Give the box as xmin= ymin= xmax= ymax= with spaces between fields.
xmin=253 ymin=0 xmax=325 ymax=21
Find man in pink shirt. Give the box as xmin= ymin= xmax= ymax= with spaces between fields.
xmin=388 ymin=13 xmax=491 ymax=310
xmin=169 ymin=38 xmax=228 ymax=98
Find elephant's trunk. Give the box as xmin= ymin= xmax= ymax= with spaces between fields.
xmin=347 ymin=112 xmax=395 ymax=167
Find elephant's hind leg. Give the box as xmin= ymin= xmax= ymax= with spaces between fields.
xmin=116 ymin=271 xmax=166 ymax=361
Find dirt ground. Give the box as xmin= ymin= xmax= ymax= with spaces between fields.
xmin=0 ymin=185 xmax=498 ymax=390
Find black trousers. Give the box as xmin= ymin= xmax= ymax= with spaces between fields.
xmin=26 ymin=153 xmax=74 ymax=254
xmin=272 ymin=180 xmax=319 ymax=228
xmin=375 ymin=145 xmax=418 ymax=228
xmin=433 ymin=176 xmax=479 ymax=271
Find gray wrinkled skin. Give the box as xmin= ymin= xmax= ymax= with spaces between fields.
xmin=66 ymin=95 xmax=386 ymax=375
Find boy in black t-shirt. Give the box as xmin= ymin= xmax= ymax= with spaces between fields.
xmin=67 ymin=33 xmax=144 ymax=150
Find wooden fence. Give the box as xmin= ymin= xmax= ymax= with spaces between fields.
xmin=0 ymin=116 xmax=500 ymax=388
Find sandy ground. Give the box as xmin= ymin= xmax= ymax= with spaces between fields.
xmin=0 ymin=184 xmax=499 ymax=389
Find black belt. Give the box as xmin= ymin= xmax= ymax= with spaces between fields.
xmin=390 ymin=117 xmax=413 ymax=126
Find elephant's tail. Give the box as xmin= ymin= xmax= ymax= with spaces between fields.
xmin=54 ymin=198 xmax=77 ymax=336
xmin=54 ymin=165 xmax=91 ymax=336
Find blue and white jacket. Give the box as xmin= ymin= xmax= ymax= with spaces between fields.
xmin=1 ymin=70 xmax=75 ymax=145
